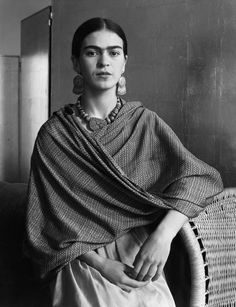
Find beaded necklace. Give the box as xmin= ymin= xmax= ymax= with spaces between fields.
xmin=76 ymin=96 xmax=122 ymax=131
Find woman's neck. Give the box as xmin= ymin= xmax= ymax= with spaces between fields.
xmin=81 ymin=89 xmax=118 ymax=119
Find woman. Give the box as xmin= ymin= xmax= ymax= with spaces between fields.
xmin=24 ymin=18 xmax=223 ymax=307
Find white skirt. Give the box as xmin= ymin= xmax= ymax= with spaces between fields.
xmin=51 ymin=226 xmax=176 ymax=307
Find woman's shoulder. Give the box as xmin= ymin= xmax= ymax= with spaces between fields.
xmin=128 ymin=101 xmax=176 ymax=134
xmin=37 ymin=110 xmax=60 ymax=134
xmin=123 ymin=100 xmax=158 ymax=117
xmin=127 ymin=101 xmax=164 ymax=122
xmin=36 ymin=104 xmax=71 ymax=139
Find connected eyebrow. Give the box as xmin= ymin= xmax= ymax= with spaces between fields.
xmin=83 ymin=45 xmax=123 ymax=51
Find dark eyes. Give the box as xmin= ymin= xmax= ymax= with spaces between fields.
xmin=85 ymin=50 xmax=98 ymax=57
xmin=85 ymin=50 xmax=121 ymax=57
xmin=110 ymin=50 xmax=120 ymax=56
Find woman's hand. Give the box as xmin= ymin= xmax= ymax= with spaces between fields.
xmin=79 ymin=251 xmax=148 ymax=292
xmin=132 ymin=230 xmax=172 ymax=282
xmin=101 ymin=258 xmax=149 ymax=292
xmin=132 ymin=210 xmax=188 ymax=282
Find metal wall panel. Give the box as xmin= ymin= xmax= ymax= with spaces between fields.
xmin=20 ymin=7 xmax=51 ymax=182
xmin=0 ymin=56 xmax=19 ymax=182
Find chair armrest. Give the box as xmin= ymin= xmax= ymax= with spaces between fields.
xmin=180 ymin=188 xmax=236 ymax=307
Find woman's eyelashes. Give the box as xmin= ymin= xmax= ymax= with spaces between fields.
xmin=85 ymin=50 xmax=98 ymax=57
xmin=85 ymin=49 xmax=121 ymax=57
xmin=110 ymin=50 xmax=121 ymax=57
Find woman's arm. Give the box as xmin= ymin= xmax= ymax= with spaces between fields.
xmin=79 ymin=209 xmax=187 ymax=286
xmin=79 ymin=250 xmax=149 ymax=292
xmin=131 ymin=210 xmax=188 ymax=281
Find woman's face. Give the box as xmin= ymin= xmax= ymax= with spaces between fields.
xmin=73 ymin=29 xmax=127 ymax=94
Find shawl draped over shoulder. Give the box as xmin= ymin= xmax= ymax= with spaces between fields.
xmin=24 ymin=100 xmax=223 ymax=279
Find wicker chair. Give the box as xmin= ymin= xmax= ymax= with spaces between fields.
xmin=166 ymin=188 xmax=236 ymax=307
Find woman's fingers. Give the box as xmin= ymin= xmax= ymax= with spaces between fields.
xmin=120 ymin=279 xmax=147 ymax=293
xmin=136 ymin=262 xmax=150 ymax=281
xmin=123 ymin=275 xmax=149 ymax=288
xmin=132 ymin=258 xmax=143 ymax=280
xmin=143 ymin=263 xmax=157 ymax=281
xmin=133 ymin=254 xmax=160 ymax=282
xmin=151 ymin=264 xmax=164 ymax=281
xmin=123 ymin=265 xmax=149 ymax=288
xmin=135 ymin=262 xmax=161 ymax=282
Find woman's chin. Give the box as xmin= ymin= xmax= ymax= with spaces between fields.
xmin=88 ymin=83 xmax=117 ymax=93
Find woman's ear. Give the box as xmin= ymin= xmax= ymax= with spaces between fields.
xmin=122 ymin=55 xmax=128 ymax=73
xmin=71 ymin=56 xmax=80 ymax=73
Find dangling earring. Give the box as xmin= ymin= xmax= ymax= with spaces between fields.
xmin=117 ymin=75 xmax=126 ymax=96
xmin=73 ymin=74 xmax=84 ymax=95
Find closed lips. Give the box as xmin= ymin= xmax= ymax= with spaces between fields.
xmin=96 ymin=72 xmax=111 ymax=75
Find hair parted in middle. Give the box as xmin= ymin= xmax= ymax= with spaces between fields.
xmin=71 ymin=17 xmax=128 ymax=58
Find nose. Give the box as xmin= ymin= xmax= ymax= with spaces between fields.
xmin=97 ymin=52 xmax=110 ymax=67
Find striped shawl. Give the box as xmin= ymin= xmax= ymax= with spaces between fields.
xmin=24 ymin=101 xmax=223 ymax=279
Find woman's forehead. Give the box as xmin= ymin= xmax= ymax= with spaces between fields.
xmin=82 ymin=30 xmax=124 ymax=49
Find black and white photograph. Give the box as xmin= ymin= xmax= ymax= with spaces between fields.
xmin=0 ymin=1 xmax=236 ymax=306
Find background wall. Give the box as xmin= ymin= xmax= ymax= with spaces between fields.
xmin=0 ymin=56 xmax=19 ymax=181
xmin=0 ymin=0 xmax=51 ymax=182
xmin=0 ymin=0 xmax=51 ymax=56
xmin=51 ymin=0 xmax=236 ymax=187
xmin=19 ymin=7 xmax=51 ymax=182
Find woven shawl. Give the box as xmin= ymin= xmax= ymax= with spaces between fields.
xmin=24 ymin=100 xmax=223 ymax=279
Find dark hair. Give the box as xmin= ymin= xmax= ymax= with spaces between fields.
xmin=72 ymin=17 xmax=128 ymax=58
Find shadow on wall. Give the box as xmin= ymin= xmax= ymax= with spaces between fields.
xmin=182 ymin=1 xmax=236 ymax=187
xmin=126 ymin=0 xmax=236 ymax=187
xmin=144 ymin=0 xmax=236 ymax=187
